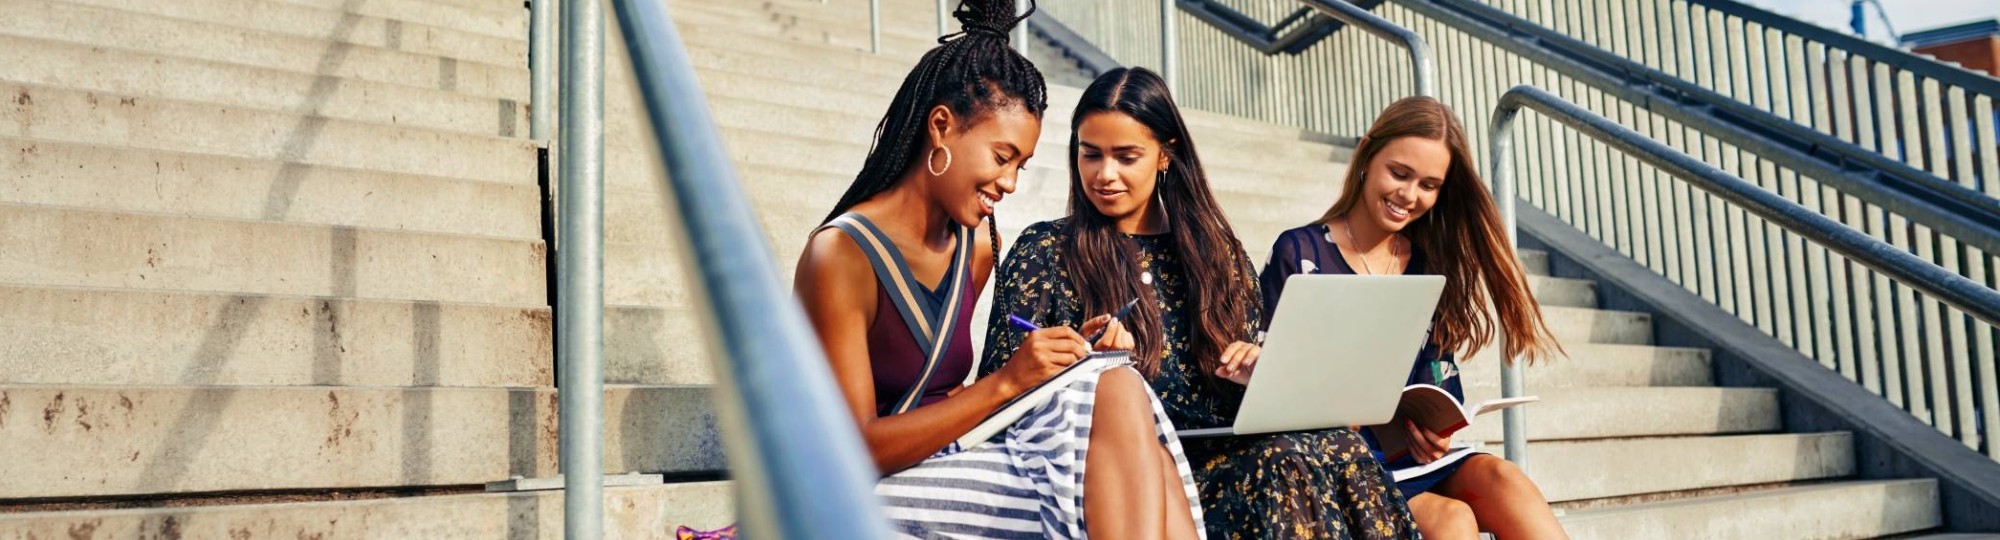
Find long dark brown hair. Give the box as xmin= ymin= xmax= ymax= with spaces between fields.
xmin=1062 ymin=68 xmax=1259 ymax=378
xmin=819 ymin=0 xmax=1047 ymax=269
xmin=1322 ymin=96 xmax=1561 ymax=365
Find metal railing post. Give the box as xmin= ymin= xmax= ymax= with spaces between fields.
xmin=1014 ymin=0 xmax=1028 ymax=57
xmin=870 ymin=0 xmax=882 ymax=54
xmin=558 ymin=0 xmax=605 ymax=534
xmin=529 ymin=0 xmax=556 ymax=142
xmin=1161 ymin=0 xmax=1177 ymax=95
xmin=1488 ymin=102 xmax=1529 ymax=468
xmin=938 ymin=0 xmax=949 ymax=37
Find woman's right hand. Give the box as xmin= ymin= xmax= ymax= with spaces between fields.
xmin=1402 ymin=418 xmax=1452 ymax=464
xmin=995 ymin=327 xmax=1092 ymax=395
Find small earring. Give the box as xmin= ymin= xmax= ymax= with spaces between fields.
xmin=1155 ymin=171 xmax=1170 ymax=229
xmin=927 ymin=146 xmax=953 ymax=176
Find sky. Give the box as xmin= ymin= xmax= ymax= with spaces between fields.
xmin=1737 ymin=0 xmax=2000 ymax=44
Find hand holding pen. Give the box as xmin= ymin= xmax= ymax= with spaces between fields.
xmin=996 ymin=315 xmax=1093 ymax=394
xmin=1007 ymin=297 xmax=1141 ymax=355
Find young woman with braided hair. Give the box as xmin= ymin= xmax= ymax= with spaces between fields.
xmin=792 ymin=2 xmax=1202 ymax=538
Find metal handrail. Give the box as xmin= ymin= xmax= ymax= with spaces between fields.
xmin=1679 ymin=0 xmax=2000 ymax=100
xmin=1392 ymin=0 xmax=2000 ymax=255
xmin=1300 ymin=0 xmax=1432 ymax=97
xmin=1493 ymin=84 xmax=2000 ymax=330
xmin=604 ymin=1 xmax=892 ymax=538
xmin=1177 ymin=0 xmax=1434 ymax=97
xmin=1027 ymin=10 xmax=1120 ymax=75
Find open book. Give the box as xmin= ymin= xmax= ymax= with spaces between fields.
xmin=956 ymin=351 xmax=1132 ymax=449
xmin=1392 ymin=447 xmax=1480 ymax=482
xmin=1371 ymin=384 xmax=1538 ymax=463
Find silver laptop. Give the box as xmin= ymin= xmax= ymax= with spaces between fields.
xmin=1179 ymin=274 xmax=1446 ymax=438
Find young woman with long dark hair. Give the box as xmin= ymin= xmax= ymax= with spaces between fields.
xmin=983 ymin=67 xmax=1420 ymax=539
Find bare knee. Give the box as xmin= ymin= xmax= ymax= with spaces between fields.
xmin=1460 ymin=455 xmax=1542 ymax=499
xmin=1092 ymin=368 xmax=1154 ymax=421
xmin=1410 ymin=494 xmax=1478 ymax=540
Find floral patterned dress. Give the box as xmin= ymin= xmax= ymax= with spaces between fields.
xmin=981 ymin=220 xmax=1420 ymax=540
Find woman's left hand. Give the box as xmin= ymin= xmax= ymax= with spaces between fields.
xmin=1213 ymin=341 xmax=1261 ymax=385
xmin=1078 ymin=314 xmax=1134 ymax=352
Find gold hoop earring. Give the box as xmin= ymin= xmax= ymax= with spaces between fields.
xmin=927 ymin=146 xmax=953 ymax=176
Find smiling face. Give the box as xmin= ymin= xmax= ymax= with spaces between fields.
xmin=1352 ymin=136 xmax=1449 ymax=234
xmin=927 ymin=104 xmax=1041 ymax=228
xmin=1074 ymin=111 xmax=1170 ymax=232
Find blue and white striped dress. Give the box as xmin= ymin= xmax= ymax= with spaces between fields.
xmin=818 ymin=214 xmax=1202 ymax=538
xmin=876 ymin=361 xmax=1205 ymax=539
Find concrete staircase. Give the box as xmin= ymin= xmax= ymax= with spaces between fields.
xmin=0 ymin=0 xmax=726 ymax=536
xmin=0 ymin=0 xmax=1957 ymax=537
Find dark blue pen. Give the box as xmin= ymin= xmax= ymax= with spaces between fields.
xmin=1084 ymin=298 xmax=1142 ymax=344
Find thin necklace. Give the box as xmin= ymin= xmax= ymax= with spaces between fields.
xmin=1343 ymin=217 xmax=1399 ymax=275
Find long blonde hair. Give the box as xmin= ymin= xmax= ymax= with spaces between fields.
xmin=1322 ymin=96 xmax=1562 ymax=365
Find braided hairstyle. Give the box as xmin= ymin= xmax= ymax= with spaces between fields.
xmin=819 ymin=0 xmax=1048 ymax=269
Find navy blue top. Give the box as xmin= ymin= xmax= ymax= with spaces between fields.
xmin=1258 ymin=223 xmax=1468 ymax=498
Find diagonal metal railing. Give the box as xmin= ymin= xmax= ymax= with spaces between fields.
xmin=1041 ymin=0 xmax=2000 ymax=461
xmin=601 ymin=1 xmax=892 ymax=537
xmin=527 ymin=0 xmax=893 ymax=536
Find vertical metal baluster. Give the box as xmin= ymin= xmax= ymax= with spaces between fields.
xmin=1745 ymin=22 xmax=1785 ymax=342
xmin=1890 ymin=71 xmax=1930 ymax=423
xmin=1915 ymin=77 xmax=1956 ymax=437
xmin=1973 ymin=93 xmax=2000 ymax=458
xmin=1797 ymin=40 xmax=1838 ymax=369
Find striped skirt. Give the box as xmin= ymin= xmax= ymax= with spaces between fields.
xmin=875 ymin=363 xmax=1205 ymax=539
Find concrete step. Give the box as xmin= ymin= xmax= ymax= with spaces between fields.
xmin=607 ymin=304 xmax=719 ymax=386
xmin=0 ymin=481 xmax=732 ymax=539
xmin=728 ymin=0 xmax=975 ymax=50
xmin=1520 ymin=249 xmax=1551 ymax=275
xmin=0 ymin=479 xmax=732 ymax=538
xmin=1528 ymin=432 xmax=1853 ymax=502
xmin=1538 ymin=306 xmax=1652 ymax=346
xmin=1558 ymin=479 xmax=1941 ymax=540
xmin=593 ymin=189 xmax=1569 ymax=382
xmin=600 ymin=201 xmax=1342 ymax=309
xmin=56 ymin=0 xmax=528 ymax=66
xmin=622 ymin=126 xmax=1343 ymax=206
xmin=0 ymin=284 xmax=551 ymax=387
xmin=0 ymin=0 xmax=528 ymax=101
xmin=602 ymin=158 xmax=1328 ymax=249
xmin=1528 ymin=275 xmax=1597 ymax=308
xmin=0 ymin=136 xmax=541 ymax=240
xmin=0 ymin=384 xmax=720 ymax=498
xmin=396 ymin=0 xmax=525 ymax=20
xmin=668 ymin=0 xmax=938 ymax=55
xmin=1459 ymin=344 xmax=1712 ymax=391
xmin=664 ymin=32 xmax=1336 ymax=144
xmin=1462 ymin=386 xmax=1779 ymax=442
xmin=0 ymin=33 xmax=527 ymax=138
xmin=662 ymin=34 xmax=1327 ymax=144
xmin=0 ymin=203 xmax=546 ymax=305
xmin=0 ymin=82 xmax=536 ymax=184
xmin=669 ymin=86 xmax=1352 ymax=174
xmin=261 ymin=0 xmax=528 ymax=39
